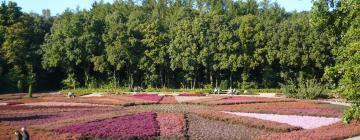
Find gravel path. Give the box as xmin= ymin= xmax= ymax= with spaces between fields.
xmin=224 ymin=111 xmax=340 ymax=129
xmin=81 ymin=93 xmax=104 ymax=97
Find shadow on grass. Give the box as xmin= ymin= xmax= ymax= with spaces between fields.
xmin=0 ymin=115 xmax=53 ymax=121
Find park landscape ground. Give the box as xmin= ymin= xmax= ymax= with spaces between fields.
xmin=0 ymin=92 xmax=360 ymax=140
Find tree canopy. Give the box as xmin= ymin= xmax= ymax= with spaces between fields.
xmin=0 ymin=0 xmax=358 ymax=97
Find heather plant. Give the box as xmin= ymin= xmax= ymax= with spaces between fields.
xmin=131 ymin=94 xmax=164 ymax=103
xmin=56 ymin=112 xmax=160 ymax=139
xmin=187 ymin=114 xmax=270 ymax=140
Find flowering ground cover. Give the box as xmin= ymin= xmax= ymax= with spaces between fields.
xmin=178 ymin=93 xmax=206 ymax=96
xmin=190 ymin=109 xmax=301 ymax=132
xmin=0 ymin=123 xmax=81 ymax=140
xmin=214 ymin=101 xmax=347 ymax=117
xmin=224 ymin=112 xmax=340 ymax=129
xmin=156 ymin=113 xmax=185 ymax=138
xmin=182 ymin=95 xmax=227 ymax=104
xmin=187 ymin=114 xmax=271 ymax=140
xmin=56 ymin=112 xmax=159 ymax=139
xmin=128 ymin=104 xmax=209 ymax=113
xmin=131 ymin=94 xmax=164 ymax=103
xmin=0 ymin=93 xmax=358 ymax=140
xmin=159 ymin=95 xmax=178 ymax=104
xmin=205 ymin=96 xmax=295 ymax=105
xmin=40 ymin=94 xmax=157 ymax=106
xmin=21 ymin=101 xmax=108 ymax=107
xmin=256 ymin=120 xmax=360 ymax=140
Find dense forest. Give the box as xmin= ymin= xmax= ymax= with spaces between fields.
xmin=0 ymin=0 xmax=358 ymax=96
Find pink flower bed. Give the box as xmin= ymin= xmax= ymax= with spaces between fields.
xmin=214 ymin=101 xmax=346 ymax=117
xmin=178 ymin=93 xmax=206 ymax=96
xmin=0 ymin=107 xmax=115 ymax=126
xmin=56 ymin=112 xmax=160 ymax=139
xmin=156 ymin=113 xmax=185 ymax=137
xmin=6 ymin=101 xmax=23 ymax=105
xmin=132 ymin=94 xmax=164 ymax=103
xmin=224 ymin=112 xmax=340 ymax=129
xmin=159 ymin=95 xmax=178 ymax=104
xmin=207 ymin=96 xmax=294 ymax=105
xmin=21 ymin=102 xmax=106 ymax=107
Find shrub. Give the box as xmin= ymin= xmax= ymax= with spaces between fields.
xmin=220 ymin=80 xmax=229 ymax=90
xmin=249 ymin=89 xmax=283 ymax=93
xmin=281 ymin=78 xmax=327 ymax=99
xmin=343 ymin=106 xmax=360 ymax=124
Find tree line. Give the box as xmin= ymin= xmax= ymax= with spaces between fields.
xmin=0 ymin=0 xmax=358 ymax=94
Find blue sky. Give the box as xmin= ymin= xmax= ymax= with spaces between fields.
xmin=8 ymin=0 xmax=313 ymax=16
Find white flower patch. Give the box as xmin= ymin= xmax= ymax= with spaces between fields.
xmin=224 ymin=111 xmax=340 ymax=129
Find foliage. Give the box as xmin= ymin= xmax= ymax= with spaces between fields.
xmin=248 ymin=88 xmax=282 ymax=93
xmin=281 ymin=78 xmax=327 ymax=99
xmin=0 ymin=1 xmax=357 ymax=124
xmin=343 ymin=106 xmax=360 ymax=124
xmin=62 ymin=73 xmax=79 ymax=90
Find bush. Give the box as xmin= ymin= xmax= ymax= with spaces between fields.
xmin=249 ymin=88 xmax=282 ymax=93
xmin=343 ymin=106 xmax=360 ymax=124
xmin=220 ymin=80 xmax=229 ymax=90
xmin=281 ymin=78 xmax=327 ymax=99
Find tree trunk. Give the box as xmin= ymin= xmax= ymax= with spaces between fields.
xmin=113 ymin=69 xmax=117 ymax=89
xmin=210 ymin=71 xmax=213 ymax=87
xmin=230 ymin=71 xmax=233 ymax=89
xmin=28 ymin=84 xmax=32 ymax=98
xmin=193 ymin=78 xmax=196 ymax=89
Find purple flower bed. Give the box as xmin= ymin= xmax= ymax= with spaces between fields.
xmin=132 ymin=94 xmax=164 ymax=103
xmin=56 ymin=112 xmax=160 ymax=139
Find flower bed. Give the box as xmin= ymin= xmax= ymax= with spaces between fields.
xmin=128 ymin=104 xmax=209 ymax=113
xmin=21 ymin=102 xmax=107 ymax=107
xmin=56 ymin=112 xmax=160 ymax=139
xmin=224 ymin=112 xmax=340 ymax=129
xmin=206 ymin=96 xmax=295 ymax=105
xmin=6 ymin=101 xmax=23 ymax=105
xmin=131 ymin=94 xmax=164 ymax=103
xmin=190 ymin=110 xmax=301 ymax=132
xmin=41 ymin=95 xmax=155 ymax=106
xmin=0 ymin=124 xmax=81 ymax=140
xmin=187 ymin=114 xmax=271 ymax=140
xmin=214 ymin=101 xmax=346 ymax=117
xmin=34 ymin=110 xmax=132 ymax=130
xmin=178 ymin=93 xmax=206 ymax=96
xmin=159 ymin=95 xmax=178 ymax=104
xmin=156 ymin=113 xmax=185 ymax=138
xmin=182 ymin=96 xmax=226 ymax=104
xmin=256 ymin=120 xmax=360 ymax=140
xmin=0 ymin=107 xmax=120 ymax=126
